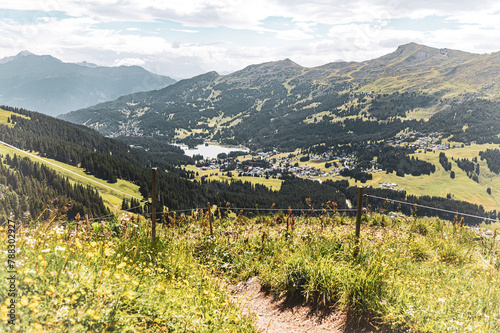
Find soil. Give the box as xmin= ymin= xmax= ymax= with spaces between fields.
xmin=230 ymin=277 xmax=382 ymax=333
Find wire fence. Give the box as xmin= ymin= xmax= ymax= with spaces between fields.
xmin=364 ymin=194 xmax=500 ymax=224
xmin=84 ymin=194 xmax=499 ymax=225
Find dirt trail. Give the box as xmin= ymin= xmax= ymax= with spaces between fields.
xmin=231 ymin=277 xmax=355 ymax=333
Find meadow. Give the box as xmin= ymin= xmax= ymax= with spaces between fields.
xmin=2 ymin=205 xmax=499 ymax=332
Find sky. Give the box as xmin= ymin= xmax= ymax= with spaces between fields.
xmin=0 ymin=0 xmax=499 ymax=79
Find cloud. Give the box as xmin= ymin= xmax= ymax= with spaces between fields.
xmin=113 ymin=57 xmax=146 ymax=67
xmin=1 ymin=0 xmax=500 ymax=79
xmin=275 ymin=29 xmax=314 ymax=41
xmin=171 ymin=29 xmax=199 ymax=33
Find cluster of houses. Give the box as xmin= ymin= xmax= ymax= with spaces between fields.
xmin=388 ymin=132 xmax=463 ymax=151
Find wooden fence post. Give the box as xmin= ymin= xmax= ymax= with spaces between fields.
xmin=207 ymin=202 xmax=213 ymax=237
xmin=151 ymin=167 xmax=157 ymax=246
xmin=354 ymin=186 xmax=364 ymax=257
xmin=85 ymin=214 xmax=90 ymax=233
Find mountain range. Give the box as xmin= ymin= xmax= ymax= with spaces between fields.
xmin=59 ymin=42 xmax=500 ymax=150
xmin=0 ymin=51 xmax=175 ymax=116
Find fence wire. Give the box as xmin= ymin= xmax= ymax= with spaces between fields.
xmin=364 ymin=194 xmax=500 ymax=223
xmin=83 ymin=195 xmax=498 ymax=224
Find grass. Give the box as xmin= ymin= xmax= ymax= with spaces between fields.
xmin=317 ymin=144 xmax=500 ymax=212
xmin=2 ymin=207 xmax=500 ymax=331
xmin=183 ymin=164 xmax=283 ymax=191
xmin=0 ymin=109 xmax=30 ymax=127
xmin=0 ymin=212 xmax=256 ymax=332
xmin=0 ymin=143 xmax=142 ymax=210
xmin=189 ymin=210 xmax=500 ymax=332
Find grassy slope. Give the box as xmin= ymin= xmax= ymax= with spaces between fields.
xmin=0 ymin=142 xmax=141 ymax=210
xmin=0 ymin=107 xmax=142 ymax=210
xmin=3 ymin=211 xmax=498 ymax=332
xmin=183 ymin=164 xmax=283 ymax=191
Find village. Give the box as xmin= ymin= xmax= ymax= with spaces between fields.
xmin=192 ymin=131 xmax=466 ymax=192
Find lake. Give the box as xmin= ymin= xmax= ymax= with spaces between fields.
xmin=174 ymin=143 xmax=249 ymax=159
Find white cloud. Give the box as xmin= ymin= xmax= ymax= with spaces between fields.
xmin=113 ymin=57 xmax=146 ymax=67
xmin=275 ymin=29 xmax=314 ymax=41
xmin=1 ymin=0 xmax=500 ymax=78
xmin=171 ymin=29 xmax=199 ymax=33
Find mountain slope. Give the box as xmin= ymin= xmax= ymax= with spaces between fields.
xmin=0 ymin=51 xmax=176 ymax=116
xmin=60 ymin=43 xmax=500 ymax=150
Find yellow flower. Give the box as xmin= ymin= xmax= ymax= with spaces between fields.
xmin=122 ymin=274 xmax=130 ymax=281
xmin=104 ymin=248 xmax=113 ymax=256
xmin=4 ymin=298 xmax=11 ymax=306
xmin=132 ymin=280 xmax=139 ymax=286
xmin=124 ymin=290 xmax=135 ymax=300
xmin=28 ymin=302 xmax=39 ymax=311
xmin=116 ymin=262 xmax=127 ymax=269
xmin=50 ymin=271 xmax=57 ymax=277
xmin=48 ymin=286 xmax=56 ymax=293
xmin=90 ymin=241 xmax=97 ymax=247
xmin=75 ymin=238 xmax=83 ymax=249
xmin=34 ymin=323 xmax=44 ymax=333
xmin=40 ymin=260 xmax=48 ymax=267
xmin=1 ymin=305 xmax=9 ymax=321
xmin=86 ymin=309 xmax=95 ymax=317
xmin=21 ymin=295 xmax=29 ymax=306
xmin=23 ymin=277 xmax=34 ymax=283
xmin=113 ymin=273 xmax=121 ymax=280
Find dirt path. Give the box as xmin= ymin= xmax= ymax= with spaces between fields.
xmin=231 ymin=277 xmax=351 ymax=333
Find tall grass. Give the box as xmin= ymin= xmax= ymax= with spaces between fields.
xmin=0 ymin=212 xmax=256 ymax=332
xmin=2 ymin=208 xmax=499 ymax=332
xmin=190 ymin=212 xmax=500 ymax=331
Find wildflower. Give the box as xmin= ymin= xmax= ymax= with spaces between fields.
xmin=21 ymin=295 xmax=29 ymax=306
xmin=41 ymin=248 xmax=51 ymax=253
xmin=116 ymin=262 xmax=127 ymax=269
xmin=55 ymin=246 xmax=66 ymax=252
xmin=113 ymin=273 xmax=121 ymax=279
xmin=1 ymin=305 xmax=9 ymax=321
xmin=26 ymin=237 xmax=37 ymax=247
xmin=90 ymin=241 xmax=97 ymax=248
xmin=40 ymin=260 xmax=48 ymax=267
xmin=122 ymin=274 xmax=130 ymax=281
xmin=23 ymin=277 xmax=34 ymax=283
xmin=53 ymin=226 xmax=65 ymax=234
xmin=75 ymin=238 xmax=83 ymax=249
xmin=104 ymin=248 xmax=114 ymax=256
xmin=86 ymin=309 xmax=95 ymax=317
xmin=124 ymin=290 xmax=135 ymax=300
xmin=28 ymin=301 xmax=39 ymax=311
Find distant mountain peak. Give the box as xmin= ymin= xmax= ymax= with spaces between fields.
xmin=0 ymin=50 xmax=35 ymax=64
xmin=17 ymin=50 xmax=35 ymax=57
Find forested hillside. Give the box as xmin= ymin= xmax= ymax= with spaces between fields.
xmin=61 ymin=43 xmax=500 ymax=151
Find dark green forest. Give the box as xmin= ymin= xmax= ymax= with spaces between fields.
xmin=1 ymin=105 xmax=498 ymax=225
xmin=0 ymin=154 xmax=109 ymax=223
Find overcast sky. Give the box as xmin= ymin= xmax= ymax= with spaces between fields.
xmin=1 ymin=0 xmax=499 ymax=79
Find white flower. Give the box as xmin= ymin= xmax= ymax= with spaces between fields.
xmin=55 ymin=246 xmax=66 ymax=252
xmin=25 ymin=237 xmax=37 ymax=247
xmin=25 ymin=269 xmax=36 ymax=274
xmin=438 ymin=298 xmax=445 ymax=303
xmin=41 ymin=248 xmax=51 ymax=253
xmin=53 ymin=226 xmax=65 ymax=234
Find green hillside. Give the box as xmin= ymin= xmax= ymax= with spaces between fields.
xmin=61 ymin=43 xmax=500 ymax=151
